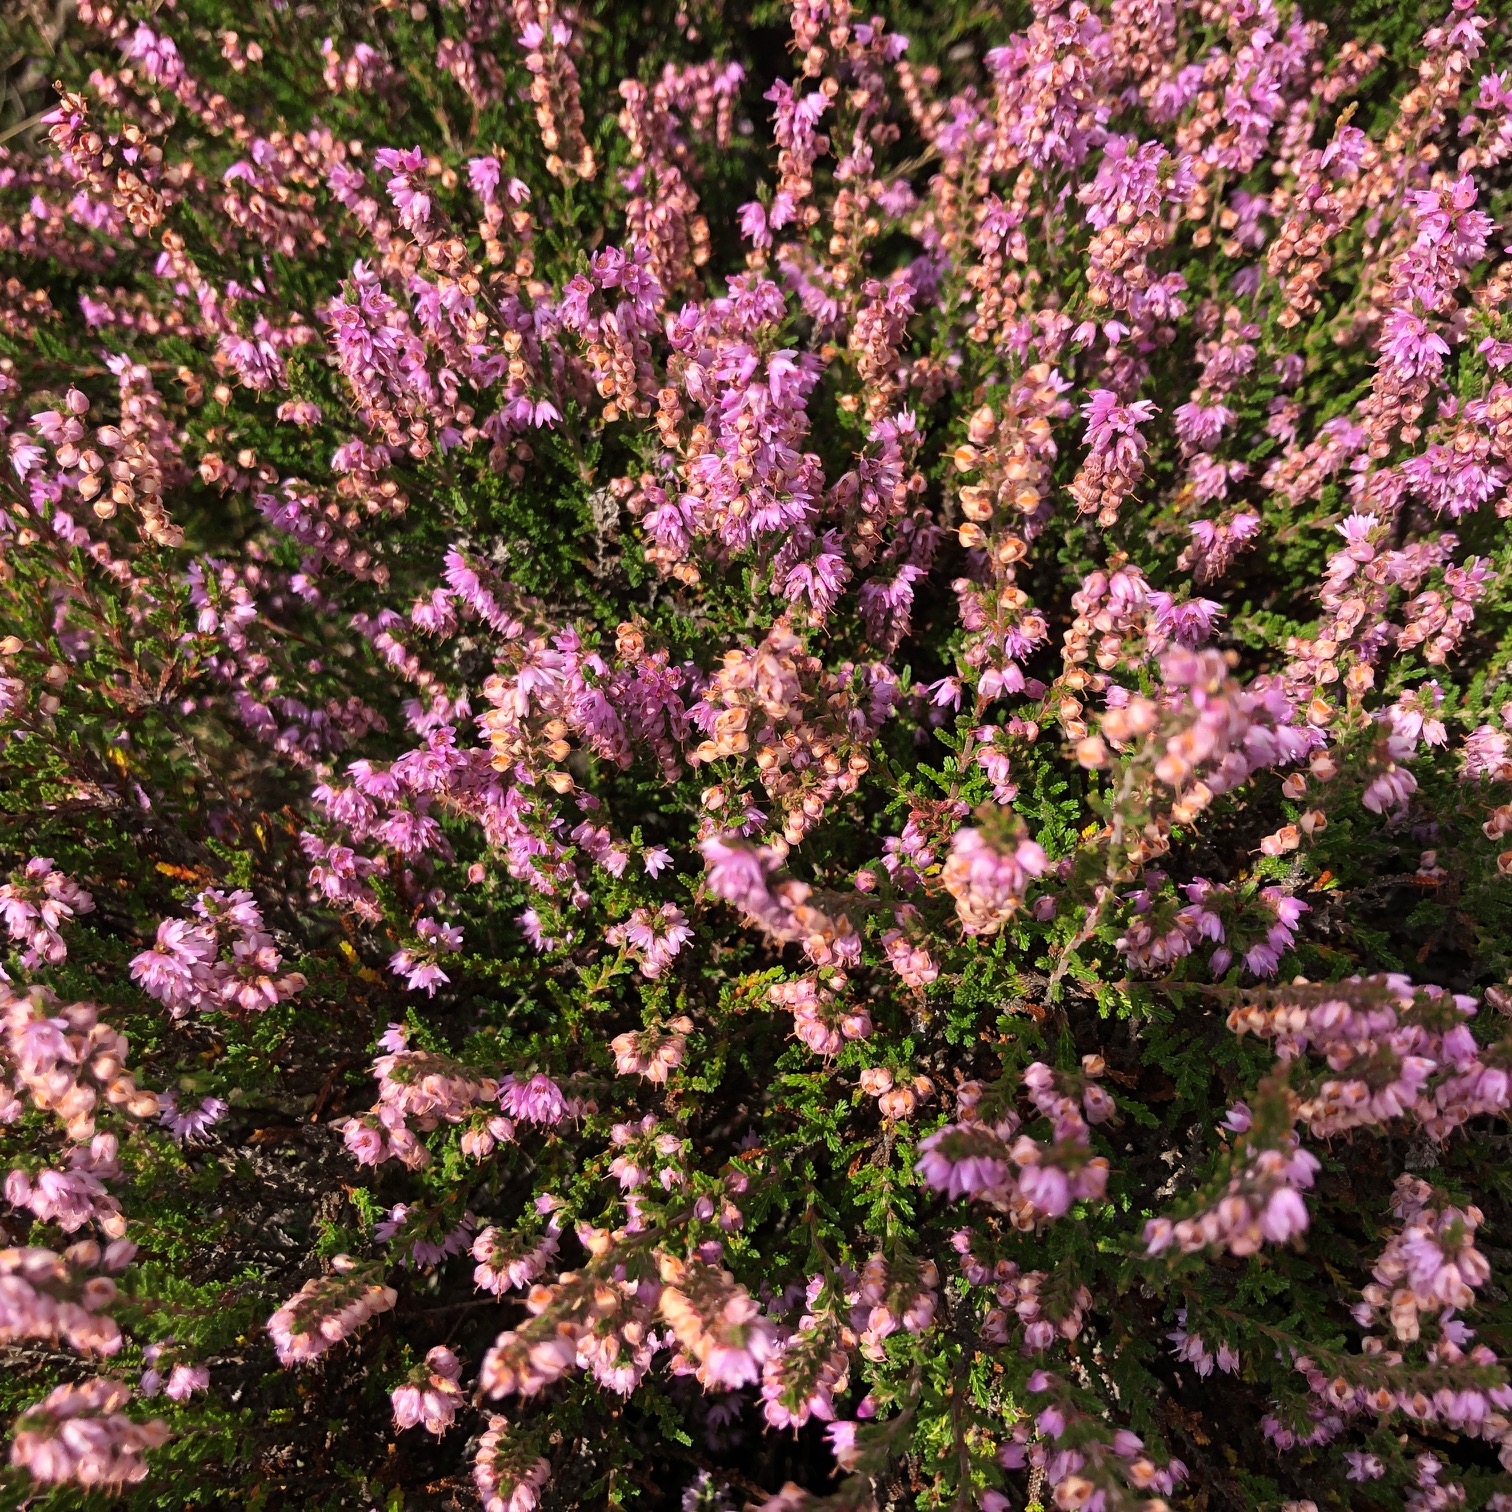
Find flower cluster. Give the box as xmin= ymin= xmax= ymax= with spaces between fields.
xmin=7 ymin=0 xmax=1512 ymax=1505
xmin=129 ymin=890 xmax=307 ymax=1018
xmin=391 ymin=1345 xmax=464 ymax=1436
xmin=266 ymin=1256 xmax=398 ymax=1366
xmin=8 ymin=1378 xmax=168 ymax=1488
xmin=0 ymin=858 xmax=94 ymax=967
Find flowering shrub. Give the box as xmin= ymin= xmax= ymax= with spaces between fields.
xmin=7 ymin=0 xmax=1512 ymax=1507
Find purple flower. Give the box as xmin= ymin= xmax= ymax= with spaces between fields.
xmin=1148 ymin=592 xmax=1224 ymax=648
xmin=468 ymin=156 xmax=501 ymax=201
xmin=915 ymin=1125 xmax=1012 ymax=1200
xmin=1173 ymin=401 xmax=1235 ymax=453
xmin=500 ymin=1073 xmax=568 ymax=1125
xmin=1259 ymin=1185 xmax=1309 ymax=1243
xmin=159 ymin=1094 xmax=228 ymax=1144
xmin=1379 ymin=310 xmax=1450 ymax=383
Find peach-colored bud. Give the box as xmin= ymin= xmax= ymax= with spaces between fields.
xmin=1260 ymin=825 xmax=1300 ymax=856
xmin=959 ymin=486 xmax=993 ymax=521
xmin=1076 ymin=736 xmax=1108 ymax=769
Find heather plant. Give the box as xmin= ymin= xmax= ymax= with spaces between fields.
xmin=8 ymin=0 xmax=1512 ymax=1508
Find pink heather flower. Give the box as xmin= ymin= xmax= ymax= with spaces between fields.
xmin=1346 ymin=1451 xmax=1386 ymax=1482
xmin=121 ymin=23 xmax=185 ymax=87
xmin=915 ymin=1125 xmax=1013 ymax=1201
xmin=657 ymin=1253 xmax=777 ymax=1391
xmin=781 ymin=534 xmax=850 ymax=618
xmin=1402 ymin=440 xmax=1506 ymax=519
xmin=10 ymin=435 xmax=46 ymax=477
xmin=198 ymin=894 xmax=264 ymax=937
xmin=267 ymin=1258 xmax=397 ymax=1366
xmin=0 ymin=1244 xmax=125 ymax=1356
xmin=826 ymin=1419 xmax=861 ymax=1470
xmin=1479 ymin=336 xmax=1512 ymax=370
xmin=1170 ymin=1337 xmax=1211 ymax=1377
xmin=881 ymin=927 xmax=939 ymax=988
xmin=940 ymin=826 xmax=1048 ymax=935
xmin=276 ymin=398 xmax=323 ymax=427
xmin=23 ymin=21 xmax=1512 ymax=1507
xmin=500 ymin=1073 xmax=568 ymax=1125
xmin=1379 ymin=310 xmax=1450 ymax=382
xmin=1079 ymin=136 xmax=1194 ymax=229
xmin=605 ymin=904 xmax=692 ymax=979
xmin=1173 ymin=401 xmax=1235 ymax=453
xmin=472 ymin=1223 xmax=561 ymax=1296
xmin=1148 ymin=592 xmax=1225 ymax=648
xmin=479 ymin=1325 xmax=578 ymax=1398
xmin=373 ymin=146 xmax=433 ymax=237
xmin=392 ymin=1346 xmax=462 ymax=1435
xmin=928 ymin=676 xmax=963 ymax=710
xmin=475 ymin=1421 xmax=549 ymax=1512
xmin=164 ymin=1364 xmax=209 ymax=1402
xmin=517 ymin=909 xmax=557 ymax=952
xmin=610 ymin=1016 xmax=693 ymax=1084
xmin=128 ymin=897 xmax=304 ymax=1018
xmin=375 ymin=1203 xmax=475 ymax=1267
xmin=0 ymin=858 xmax=94 ymax=966
xmin=1363 ymin=765 xmax=1418 ymax=815
xmin=468 ymin=156 xmax=501 ymax=201
xmin=1016 ymin=1162 xmax=1070 ymax=1216
xmin=158 ymin=1093 xmax=228 ymax=1143
xmin=738 ymin=201 xmax=770 ymax=248
xmin=9 ymin=1378 xmax=169 ymax=1487
xmin=1071 ymin=390 xmax=1158 ymax=523
xmin=698 ymin=836 xmax=777 ymax=918
xmin=389 ymin=916 xmax=463 ymax=995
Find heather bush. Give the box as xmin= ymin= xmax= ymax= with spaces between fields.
xmin=6 ymin=0 xmax=1512 ymax=1507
